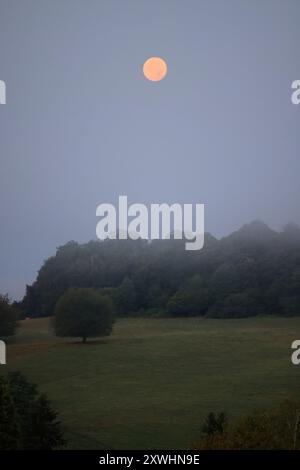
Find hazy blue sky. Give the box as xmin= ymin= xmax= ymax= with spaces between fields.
xmin=0 ymin=0 xmax=299 ymax=299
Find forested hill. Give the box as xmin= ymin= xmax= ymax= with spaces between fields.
xmin=20 ymin=221 xmax=300 ymax=318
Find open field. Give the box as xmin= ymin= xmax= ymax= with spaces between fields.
xmin=2 ymin=316 xmax=300 ymax=449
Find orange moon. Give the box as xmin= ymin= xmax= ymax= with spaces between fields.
xmin=143 ymin=57 xmax=168 ymax=82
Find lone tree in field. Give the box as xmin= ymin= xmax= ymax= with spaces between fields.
xmin=54 ymin=288 xmax=114 ymax=343
xmin=0 ymin=294 xmax=18 ymax=337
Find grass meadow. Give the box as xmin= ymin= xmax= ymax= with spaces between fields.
xmin=2 ymin=316 xmax=300 ymax=449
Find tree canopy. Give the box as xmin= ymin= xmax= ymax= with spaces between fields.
xmin=54 ymin=288 xmax=114 ymax=342
xmin=0 ymin=372 xmax=64 ymax=450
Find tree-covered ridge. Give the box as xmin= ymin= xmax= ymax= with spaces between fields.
xmin=20 ymin=221 xmax=300 ymax=318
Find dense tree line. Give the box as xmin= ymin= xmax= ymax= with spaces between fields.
xmin=19 ymin=221 xmax=300 ymax=318
xmin=0 ymin=294 xmax=19 ymax=337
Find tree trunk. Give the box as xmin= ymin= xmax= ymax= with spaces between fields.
xmin=293 ymin=411 xmax=300 ymax=449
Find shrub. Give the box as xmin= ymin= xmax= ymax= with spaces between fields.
xmin=192 ymin=401 xmax=300 ymax=450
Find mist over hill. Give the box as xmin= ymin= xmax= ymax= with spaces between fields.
xmin=19 ymin=221 xmax=300 ymax=319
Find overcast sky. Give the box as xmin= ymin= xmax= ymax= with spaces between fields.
xmin=0 ymin=0 xmax=299 ymax=299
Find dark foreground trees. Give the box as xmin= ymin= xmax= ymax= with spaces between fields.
xmin=0 ymin=294 xmax=19 ymax=337
xmin=193 ymin=401 xmax=300 ymax=450
xmin=0 ymin=372 xmax=64 ymax=450
xmin=54 ymin=288 xmax=114 ymax=343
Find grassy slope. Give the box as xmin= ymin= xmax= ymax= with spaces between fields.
xmin=2 ymin=316 xmax=300 ymax=449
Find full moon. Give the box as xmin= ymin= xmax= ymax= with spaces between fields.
xmin=143 ymin=57 xmax=168 ymax=82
